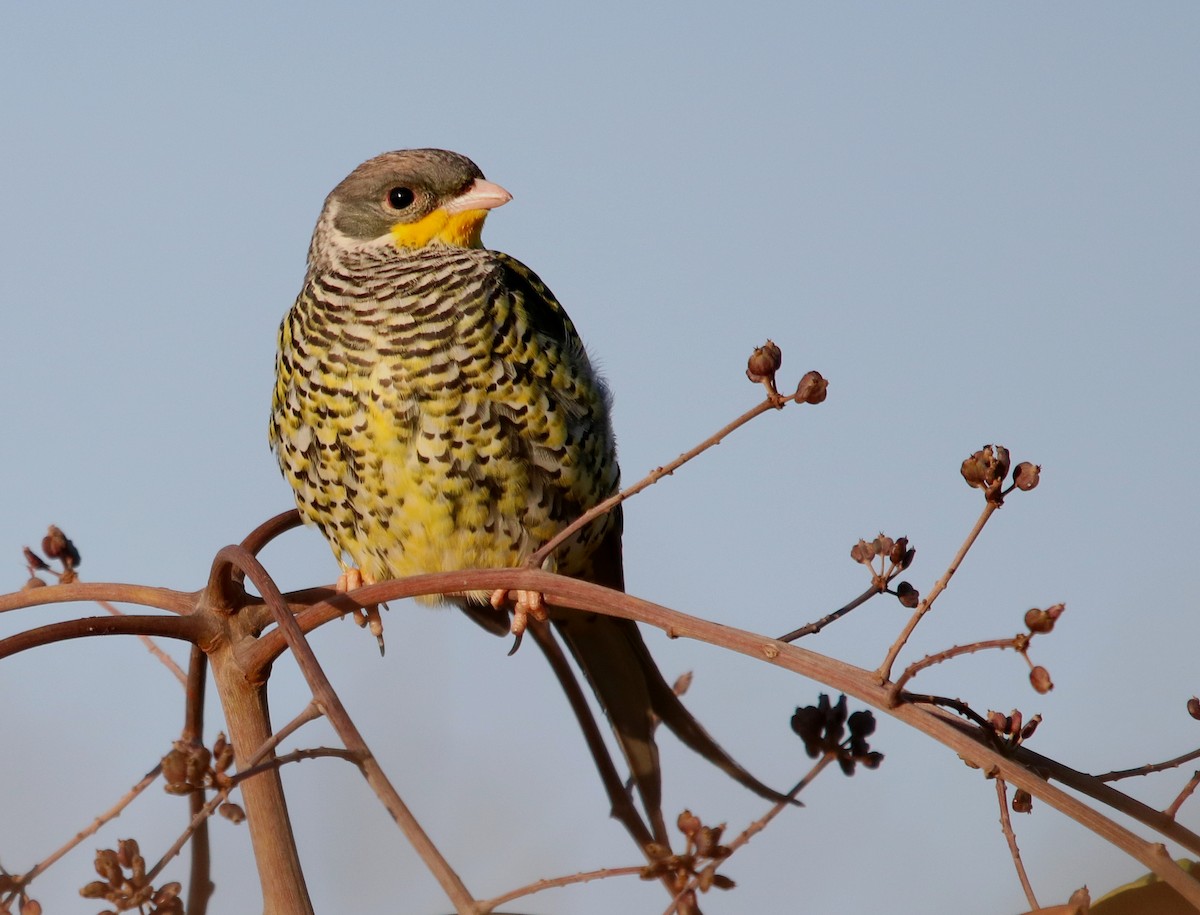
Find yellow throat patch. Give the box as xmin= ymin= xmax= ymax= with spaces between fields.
xmin=390 ymin=208 xmax=489 ymax=249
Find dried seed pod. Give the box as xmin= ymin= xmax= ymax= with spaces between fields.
xmin=1029 ymin=666 xmax=1054 ymax=694
xmin=1021 ymin=714 xmax=1042 ymax=740
xmin=80 ymin=881 xmax=109 ymax=899
xmin=745 ymin=340 xmax=782 ymax=384
xmin=795 ymin=370 xmax=828 ymax=404
xmin=153 ymin=883 xmax=182 ymax=905
xmin=896 ymin=581 xmax=920 ymax=608
xmin=1025 ymin=608 xmax=1054 ymax=633
xmin=1012 ymin=789 xmax=1033 ymax=813
xmin=42 ymin=527 xmax=69 ymax=560
xmin=1013 ymin=462 xmax=1041 ymax=491
xmin=23 ymin=547 xmax=49 ymax=571
xmin=118 ymin=838 xmax=141 ymax=870
xmin=677 ymin=809 xmax=701 ymax=838
xmin=850 ymin=539 xmax=877 ymax=564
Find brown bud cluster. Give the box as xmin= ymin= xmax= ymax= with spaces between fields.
xmin=79 ymin=839 xmax=182 ymax=914
xmin=1024 ymin=603 xmax=1065 ymax=634
xmin=640 ymin=809 xmax=735 ymax=904
xmin=743 ymin=340 xmax=827 ymax=409
xmin=850 ymin=535 xmax=918 ymax=606
xmin=1188 ymin=697 xmax=1200 ymax=721
xmin=162 ymin=733 xmax=236 ymax=796
xmin=791 ymin=694 xmax=884 ymax=775
xmin=987 ymin=709 xmax=1041 ymax=745
xmin=961 ymin=446 xmax=1042 ymax=504
xmin=961 ymin=445 xmax=1010 ymax=501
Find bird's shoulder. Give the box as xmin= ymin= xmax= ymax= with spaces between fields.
xmin=483 ymin=250 xmax=582 ymax=355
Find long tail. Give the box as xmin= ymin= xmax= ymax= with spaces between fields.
xmin=554 ymin=610 xmax=790 ymax=837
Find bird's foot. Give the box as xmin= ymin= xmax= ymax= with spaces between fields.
xmin=337 ymin=568 xmax=386 ymax=655
xmin=490 ymin=588 xmax=547 ymax=637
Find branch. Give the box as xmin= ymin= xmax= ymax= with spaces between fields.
xmin=0 ymin=612 xmax=204 ymax=662
xmin=1096 ymin=747 xmax=1200 ymax=783
xmin=0 ymin=581 xmax=195 ymax=615
xmin=777 ymin=584 xmax=881 ymax=643
xmin=182 ymin=647 xmax=213 ymax=915
xmin=476 ymin=865 xmax=645 ymax=913
xmin=314 ymin=566 xmax=1200 ymax=907
xmin=877 ymin=501 xmax=999 ymax=682
xmin=527 ymin=383 xmax=821 ymax=572
xmin=214 ymin=544 xmax=480 ymax=915
xmin=6 ymin=763 xmax=161 ymax=899
xmin=996 ymin=777 xmax=1038 ymax=910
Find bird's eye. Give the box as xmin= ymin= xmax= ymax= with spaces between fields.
xmin=386 ymin=186 xmax=416 ymax=210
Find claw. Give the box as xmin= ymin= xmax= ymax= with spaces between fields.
xmin=506 ymin=630 xmax=525 ymax=657
xmin=336 ymin=568 xmax=386 ymax=654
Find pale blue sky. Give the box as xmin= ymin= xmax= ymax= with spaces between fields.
xmin=3 ymin=4 xmax=1198 ymax=913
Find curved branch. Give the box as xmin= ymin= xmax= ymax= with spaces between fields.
xmin=240 ymin=510 xmax=304 ymax=558
xmin=0 ymin=613 xmax=205 ymax=661
xmin=0 ymin=582 xmax=195 ymax=616
xmin=266 ymin=566 xmax=1200 ymax=905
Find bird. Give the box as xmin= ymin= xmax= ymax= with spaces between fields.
xmin=269 ymin=148 xmax=784 ymax=845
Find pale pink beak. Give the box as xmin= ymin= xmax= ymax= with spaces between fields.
xmin=444 ymin=178 xmax=512 ymax=214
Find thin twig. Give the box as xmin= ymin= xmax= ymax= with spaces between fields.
xmin=725 ymin=755 xmax=831 ymax=855
xmin=233 ymin=747 xmax=362 ymax=784
xmin=995 ymin=777 xmax=1038 ymax=910
xmin=898 ymin=693 xmax=994 ymax=730
xmin=656 ymin=754 xmax=832 ymax=914
xmin=527 ymin=394 xmax=794 ymax=571
xmin=777 ymin=585 xmax=882 ymax=642
xmin=891 ymin=637 xmax=1024 ymax=698
xmin=9 ymin=763 xmax=161 ymax=896
xmin=476 ymin=865 xmax=645 ymax=913
xmin=145 ymin=702 xmax=323 ymax=885
xmin=877 ymin=501 xmax=999 ymax=683
xmin=1165 ymin=771 xmax=1200 ymax=820
xmin=1096 ymin=748 xmax=1200 ymax=783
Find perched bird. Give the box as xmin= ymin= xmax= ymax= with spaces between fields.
xmin=269 ymin=149 xmax=782 ymax=844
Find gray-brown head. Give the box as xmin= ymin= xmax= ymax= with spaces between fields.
xmin=317 ymin=149 xmax=512 ymax=252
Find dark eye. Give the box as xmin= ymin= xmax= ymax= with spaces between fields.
xmin=386 ymin=186 xmax=416 ymax=210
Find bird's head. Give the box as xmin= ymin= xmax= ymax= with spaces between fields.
xmin=321 ymin=149 xmax=511 ymax=251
